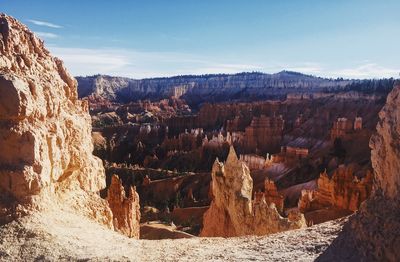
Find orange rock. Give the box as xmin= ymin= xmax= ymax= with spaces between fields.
xmin=263 ymin=179 xmax=284 ymax=213
xmin=298 ymin=165 xmax=373 ymax=213
xmin=142 ymin=175 xmax=151 ymax=186
xmin=107 ymin=175 xmax=140 ymax=238
xmin=200 ymin=146 xmax=305 ymax=237
xmin=244 ymin=115 xmax=284 ymax=153
xmin=330 ymin=117 xmax=363 ymax=141
xmin=0 ymin=14 xmax=112 ymax=227
xmin=319 ymin=83 xmax=400 ymax=261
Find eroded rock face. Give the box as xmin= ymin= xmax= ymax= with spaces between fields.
xmin=76 ymin=72 xmax=353 ymax=106
xmin=200 ymin=146 xmax=305 ymax=237
xmin=0 ymin=14 xmax=112 ymax=227
xmin=370 ymin=85 xmax=400 ymax=200
xmin=350 ymin=83 xmax=400 ymax=260
xmin=298 ymin=166 xmax=373 ymax=213
xmin=319 ymin=83 xmax=400 ymax=261
xmin=244 ymin=115 xmax=283 ymax=153
xmin=254 ymin=179 xmax=284 ymax=213
xmin=107 ymin=175 xmax=140 ymax=238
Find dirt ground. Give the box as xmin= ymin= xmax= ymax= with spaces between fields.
xmin=0 ymin=209 xmax=346 ymax=261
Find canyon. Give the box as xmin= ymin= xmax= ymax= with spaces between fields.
xmin=85 ymin=76 xmax=391 ymax=235
xmin=0 ymin=13 xmax=399 ymax=261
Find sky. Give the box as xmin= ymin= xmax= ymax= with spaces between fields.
xmin=2 ymin=0 xmax=400 ymax=79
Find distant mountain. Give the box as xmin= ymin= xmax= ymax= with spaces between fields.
xmin=76 ymin=72 xmax=393 ymax=106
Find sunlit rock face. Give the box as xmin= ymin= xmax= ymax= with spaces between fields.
xmin=298 ymin=166 xmax=373 ymax=213
xmin=319 ymin=83 xmax=400 ymax=261
xmin=354 ymin=82 xmax=400 ymax=260
xmin=370 ymin=84 xmax=400 ymax=200
xmin=107 ymin=175 xmax=140 ymax=238
xmin=0 ymin=14 xmax=112 ymax=227
xmin=200 ymin=146 xmax=305 ymax=237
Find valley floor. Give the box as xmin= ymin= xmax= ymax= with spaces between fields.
xmin=0 ymin=210 xmax=346 ymax=261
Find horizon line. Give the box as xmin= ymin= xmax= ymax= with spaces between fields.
xmin=74 ymin=70 xmax=399 ymax=82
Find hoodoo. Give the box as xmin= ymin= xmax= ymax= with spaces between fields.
xmin=107 ymin=175 xmax=141 ymax=239
xmin=200 ymin=146 xmax=305 ymax=237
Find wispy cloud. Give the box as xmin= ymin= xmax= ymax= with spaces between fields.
xmin=274 ymin=62 xmax=323 ymax=75
xmin=263 ymin=62 xmax=399 ymax=79
xmin=48 ymin=46 xmax=263 ymax=78
xmin=35 ymin=32 xmax=59 ymax=39
xmin=46 ymin=46 xmax=399 ymax=79
xmin=28 ymin=19 xmax=63 ymax=29
xmin=330 ymin=63 xmax=400 ymax=79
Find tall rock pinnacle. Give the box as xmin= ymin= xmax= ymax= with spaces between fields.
xmin=200 ymin=146 xmax=305 ymax=237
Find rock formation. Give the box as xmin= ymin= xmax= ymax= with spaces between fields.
xmin=330 ymin=117 xmax=362 ymax=141
xmin=76 ymin=72 xmax=354 ymax=106
xmin=319 ymin=82 xmax=400 ymax=261
xmin=263 ymin=179 xmax=284 ymax=213
xmin=298 ymin=165 xmax=373 ymax=213
xmin=200 ymin=146 xmax=305 ymax=237
xmin=244 ymin=115 xmax=284 ymax=153
xmin=0 ymin=14 xmax=114 ymax=226
xmin=107 ymin=175 xmax=140 ymax=238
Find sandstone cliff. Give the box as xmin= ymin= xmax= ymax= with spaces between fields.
xmin=76 ymin=72 xmax=353 ymax=106
xmin=77 ymin=73 xmax=395 ymax=108
xmin=318 ymin=82 xmax=400 ymax=261
xmin=107 ymin=175 xmax=140 ymax=238
xmin=0 ymin=14 xmax=112 ymax=227
xmin=200 ymin=146 xmax=305 ymax=237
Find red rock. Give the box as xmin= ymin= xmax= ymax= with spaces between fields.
xmin=298 ymin=165 xmax=372 ymax=213
xmin=107 ymin=175 xmax=140 ymax=238
xmin=263 ymin=179 xmax=284 ymax=213
xmin=244 ymin=115 xmax=284 ymax=154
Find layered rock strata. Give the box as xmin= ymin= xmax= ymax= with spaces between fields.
xmin=200 ymin=146 xmax=305 ymax=237
xmin=0 ymin=14 xmax=112 ymax=227
xmin=244 ymin=115 xmax=283 ymax=153
xmin=298 ymin=166 xmax=373 ymax=213
xmin=107 ymin=175 xmax=140 ymax=238
xmin=76 ymin=72 xmax=353 ymax=105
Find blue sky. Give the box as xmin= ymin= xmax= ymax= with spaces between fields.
xmin=2 ymin=0 xmax=400 ymax=79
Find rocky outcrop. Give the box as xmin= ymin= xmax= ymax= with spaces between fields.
xmin=298 ymin=166 xmax=373 ymax=213
xmin=200 ymin=146 xmax=305 ymax=237
xmin=0 ymin=14 xmax=112 ymax=227
xmin=370 ymin=84 xmax=400 ymax=199
xmin=107 ymin=175 xmax=140 ymax=238
xmin=319 ymin=82 xmax=400 ymax=261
